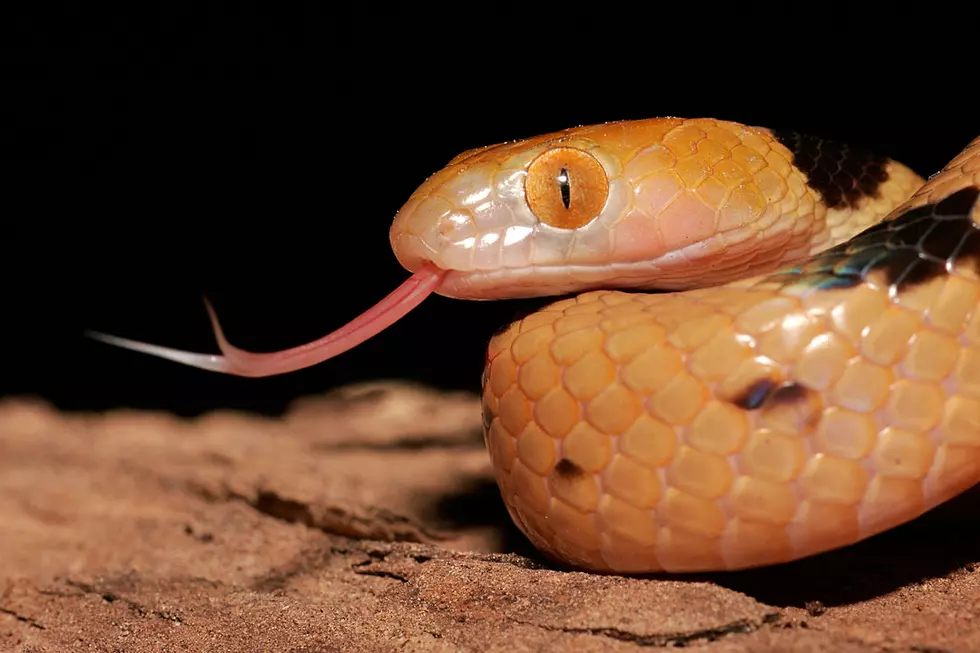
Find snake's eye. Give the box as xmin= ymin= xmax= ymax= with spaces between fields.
xmin=525 ymin=147 xmax=609 ymax=229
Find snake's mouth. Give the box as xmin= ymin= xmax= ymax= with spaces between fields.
xmin=86 ymin=264 xmax=449 ymax=377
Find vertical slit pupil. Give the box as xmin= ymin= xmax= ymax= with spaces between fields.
xmin=558 ymin=167 xmax=571 ymax=209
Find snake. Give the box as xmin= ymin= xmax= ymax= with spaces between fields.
xmin=88 ymin=117 xmax=980 ymax=574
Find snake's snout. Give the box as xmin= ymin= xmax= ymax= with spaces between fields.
xmin=388 ymin=195 xmax=444 ymax=276
xmin=388 ymin=208 xmax=441 ymax=275
xmin=388 ymin=162 xmax=499 ymax=279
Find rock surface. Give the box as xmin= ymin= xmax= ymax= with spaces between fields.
xmin=1 ymin=381 xmax=979 ymax=652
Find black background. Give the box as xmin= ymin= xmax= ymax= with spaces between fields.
xmin=1 ymin=6 xmax=973 ymax=417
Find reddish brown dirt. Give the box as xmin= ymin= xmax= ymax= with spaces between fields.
xmin=1 ymin=381 xmax=978 ymax=652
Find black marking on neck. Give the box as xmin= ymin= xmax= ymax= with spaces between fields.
xmin=938 ymin=185 xmax=980 ymax=215
xmin=771 ymin=130 xmax=891 ymax=209
xmin=760 ymin=185 xmax=980 ymax=293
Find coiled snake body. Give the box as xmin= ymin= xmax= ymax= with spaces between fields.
xmin=91 ymin=118 xmax=980 ymax=574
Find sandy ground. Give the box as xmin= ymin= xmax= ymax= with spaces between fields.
xmin=1 ymin=380 xmax=978 ymax=652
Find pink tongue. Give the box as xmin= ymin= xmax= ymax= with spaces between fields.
xmin=87 ymin=264 xmax=448 ymax=377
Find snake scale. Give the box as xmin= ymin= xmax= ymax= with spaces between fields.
xmin=90 ymin=117 xmax=980 ymax=574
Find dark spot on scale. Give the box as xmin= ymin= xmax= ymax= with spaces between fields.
xmin=758 ymin=186 xmax=980 ymax=294
xmin=729 ymin=377 xmax=777 ymax=410
xmin=771 ymin=130 xmax=891 ymax=209
xmin=728 ymin=379 xmax=813 ymax=411
xmin=767 ymin=382 xmax=812 ymax=406
xmin=763 ymin=383 xmax=823 ymax=432
xmin=554 ymin=458 xmax=584 ymax=478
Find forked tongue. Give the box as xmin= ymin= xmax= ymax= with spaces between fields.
xmin=86 ymin=264 xmax=447 ymax=377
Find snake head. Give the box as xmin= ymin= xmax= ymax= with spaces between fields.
xmin=390 ymin=125 xmax=634 ymax=299
xmin=389 ymin=117 xmax=831 ymax=300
